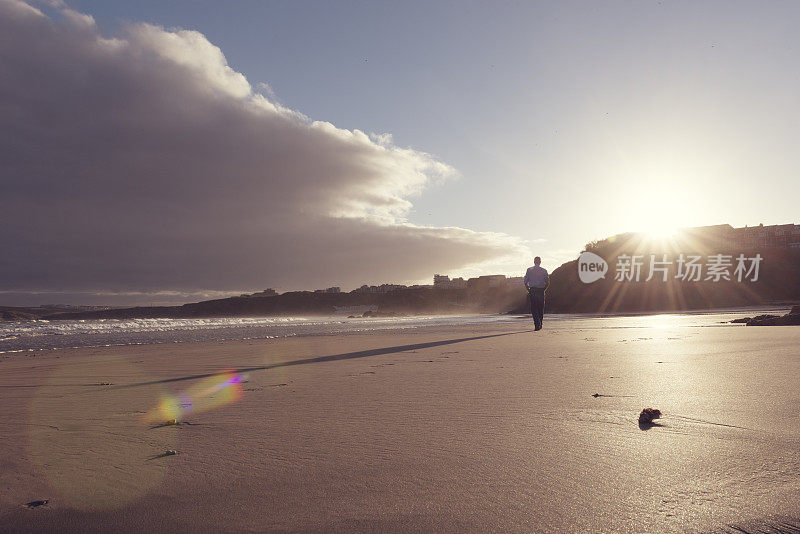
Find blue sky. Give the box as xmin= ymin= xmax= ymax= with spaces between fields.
xmin=2 ymin=0 xmax=800 ymax=304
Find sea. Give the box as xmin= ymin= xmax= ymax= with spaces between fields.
xmin=0 ymin=306 xmax=790 ymax=354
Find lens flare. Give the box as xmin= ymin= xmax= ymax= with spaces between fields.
xmin=143 ymin=370 xmax=247 ymax=424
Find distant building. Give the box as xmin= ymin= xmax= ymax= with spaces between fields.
xmin=352 ymin=284 xmax=378 ymax=294
xmin=433 ymin=274 xmax=450 ymax=287
xmin=433 ymin=274 xmax=467 ymax=289
xmin=506 ymin=276 xmax=524 ymax=288
xmin=253 ymin=288 xmax=278 ymax=297
xmin=379 ymin=284 xmax=407 ymax=292
xmin=479 ymin=274 xmax=506 ymax=287
xmin=449 ymin=277 xmax=467 ymax=289
xmin=686 ymin=223 xmax=800 ymax=249
xmin=314 ymin=287 xmax=341 ymax=293
xmin=352 ymin=284 xmax=407 ymax=294
xmin=728 ymin=223 xmax=800 ymax=249
xmin=467 ymin=275 xmax=507 ymax=290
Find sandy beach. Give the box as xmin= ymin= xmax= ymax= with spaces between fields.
xmin=1 ymin=319 xmax=799 ymax=533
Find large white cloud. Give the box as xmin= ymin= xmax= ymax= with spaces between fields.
xmin=0 ymin=0 xmax=526 ymax=304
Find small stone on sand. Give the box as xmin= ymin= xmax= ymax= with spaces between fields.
xmin=638 ymin=408 xmax=662 ymax=424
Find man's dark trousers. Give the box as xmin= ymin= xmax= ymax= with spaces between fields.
xmin=529 ymin=288 xmax=545 ymax=329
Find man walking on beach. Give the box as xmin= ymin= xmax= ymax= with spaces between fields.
xmin=524 ymin=256 xmax=550 ymax=331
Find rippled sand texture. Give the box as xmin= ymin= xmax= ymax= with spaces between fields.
xmin=1 ymin=320 xmax=799 ymax=532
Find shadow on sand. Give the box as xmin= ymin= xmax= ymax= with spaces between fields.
xmin=637 ymin=420 xmax=665 ymax=431
xmin=112 ymin=331 xmax=526 ymax=390
xmin=147 ymin=451 xmax=177 ymax=461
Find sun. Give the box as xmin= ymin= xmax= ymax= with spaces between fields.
xmin=612 ymin=179 xmax=697 ymax=241
xmin=644 ymin=224 xmax=678 ymax=239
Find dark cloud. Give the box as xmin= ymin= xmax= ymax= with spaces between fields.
xmin=0 ymin=0 xmax=525 ymax=304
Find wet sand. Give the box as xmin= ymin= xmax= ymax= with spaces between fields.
xmin=1 ymin=320 xmax=799 ymax=532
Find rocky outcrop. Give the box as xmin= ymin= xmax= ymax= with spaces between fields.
xmin=31 ymin=285 xmax=522 ymax=321
xmin=0 ymin=310 xmax=38 ymax=321
xmin=537 ymin=245 xmax=800 ymax=314
xmin=730 ymin=314 xmax=779 ymax=324
xmin=746 ymin=307 xmax=800 ymax=326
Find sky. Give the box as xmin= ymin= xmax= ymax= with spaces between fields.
xmin=2 ymin=0 xmax=800 ymax=306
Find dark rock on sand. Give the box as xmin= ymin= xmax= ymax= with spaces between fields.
xmin=638 ymin=408 xmax=661 ymax=424
xmin=730 ymin=314 xmax=779 ymax=324
xmin=747 ymin=307 xmax=800 ymax=326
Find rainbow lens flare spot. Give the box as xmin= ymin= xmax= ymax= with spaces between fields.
xmin=143 ymin=370 xmax=247 ymax=424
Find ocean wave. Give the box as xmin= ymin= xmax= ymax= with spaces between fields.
xmin=0 ymin=309 xmax=776 ymax=353
xmin=0 ymin=316 xmax=315 ymax=338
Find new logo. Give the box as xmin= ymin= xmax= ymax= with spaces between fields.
xmin=578 ymin=251 xmax=608 ymax=284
